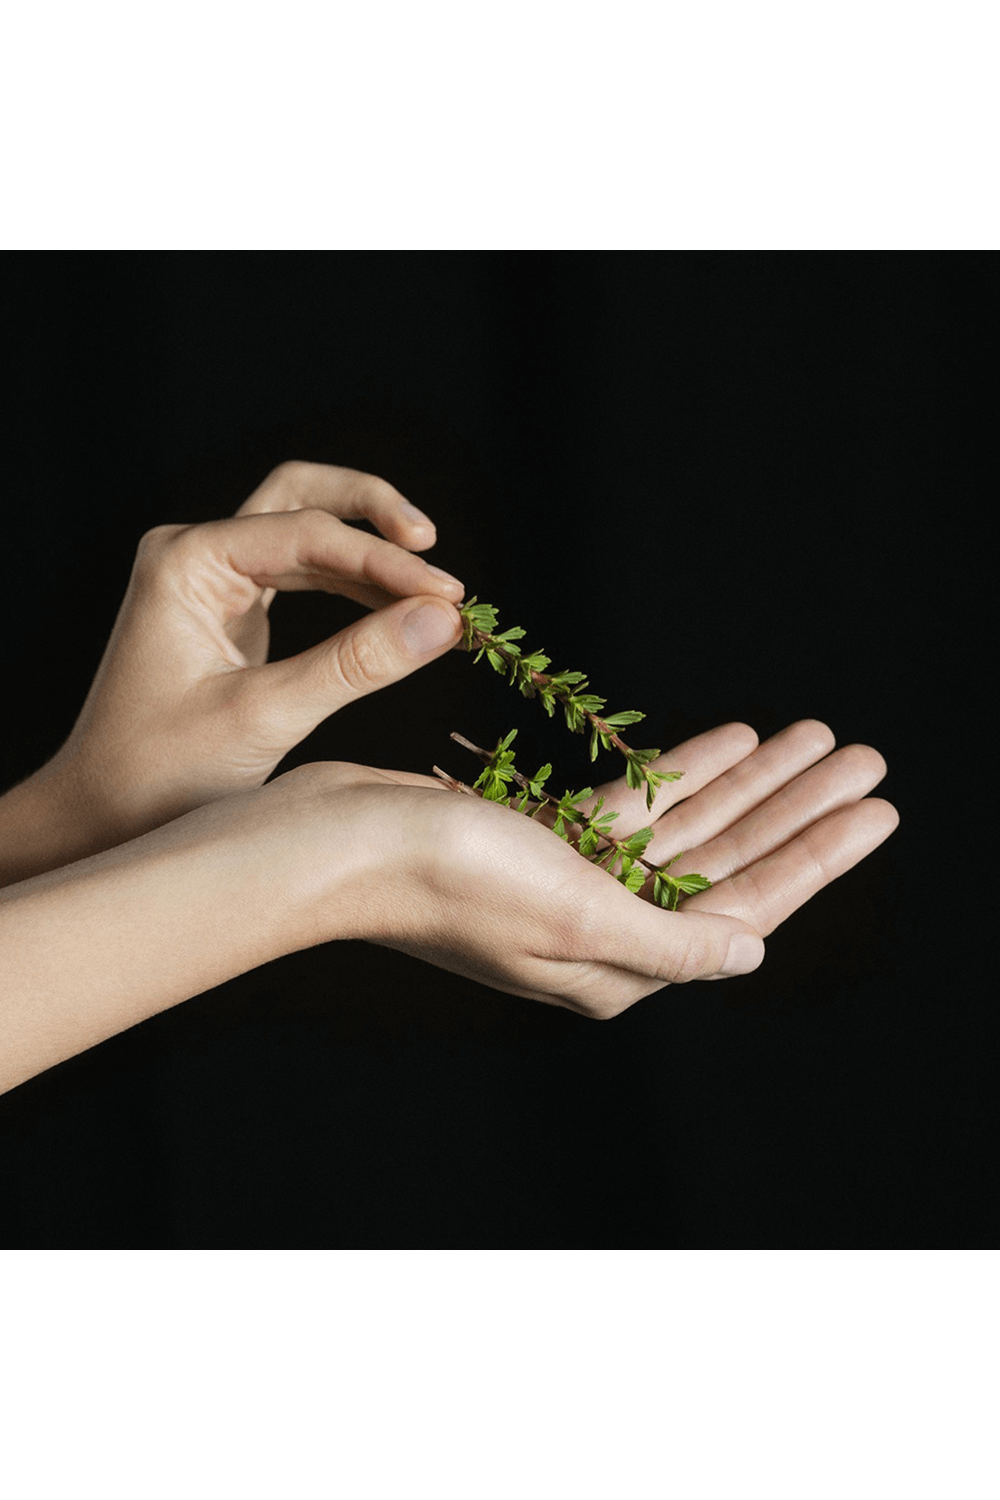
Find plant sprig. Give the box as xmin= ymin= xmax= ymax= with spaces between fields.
xmin=445 ymin=731 xmax=711 ymax=912
xmin=460 ymin=598 xmax=681 ymax=811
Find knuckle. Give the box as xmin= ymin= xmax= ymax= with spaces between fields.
xmin=136 ymin=522 xmax=187 ymax=556
xmin=291 ymin=505 xmax=332 ymax=554
xmin=269 ymin=458 xmax=313 ymax=492
xmin=549 ymin=890 xmax=604 ymax=960
xmin=305 ymin=504 xmax=337 ymax=541
xmin=670 ymin=931 xmax=710 ymax=984
xmin=328 ymin=629 xmax=387 ymax=693
xmin=133 ymin=523 xmax=196 ymax=579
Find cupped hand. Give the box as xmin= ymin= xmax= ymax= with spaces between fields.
xmin=573 ymin=719 xmax=897 ymax=944
xmin=283 ymin=719 xmax=896 ymax=1016
xmin=42 ymin=462 xmax=465 ymax=849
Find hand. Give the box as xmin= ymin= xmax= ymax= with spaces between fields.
xmin=0 ymin=724 xmax=896 ymax=1092
xmin=284 ymin=717 xmax=896 ymax=1016
xmin=31 ymin=461 xmax=466 ymax=860
xmin=578 ymin=718 xmax=896 ymax=945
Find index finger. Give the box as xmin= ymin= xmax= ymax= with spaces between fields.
xmin=237 ymin=459 xmax=440 ymax=551
xmin=171 ymin=508 xmax=464 ymax=615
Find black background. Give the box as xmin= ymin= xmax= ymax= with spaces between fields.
xmin=0 ymin=254 xmax=990 ymax=1247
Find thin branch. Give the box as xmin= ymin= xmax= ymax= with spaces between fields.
xmin=431 ymin=766 xmax=480 ymax=796
xmin=448 ymin=733 xmax=662 ymax=878
xmin=464 ymin=625 xmax=638 ymax=756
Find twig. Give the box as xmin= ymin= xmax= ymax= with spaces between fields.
xmin=448 ymin=732 xmax=661 ymax=878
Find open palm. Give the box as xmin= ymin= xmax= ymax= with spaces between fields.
xmin=323 ymin=717 xmax=896 ymax=1016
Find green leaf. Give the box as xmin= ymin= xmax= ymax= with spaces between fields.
xmin=528 ymin=764 xmax=552 ymax=797
xmin=579 ymin=825 xmax=600 ymax=857
xmin=460 ymin=597 xmax=500 ymax=645
xmin=623 ymin=826 xmax=653 ymax=859
xmin=603 ymin=710 xmax=645 ymax=728
xmin=651 ymin=866 xmax=711 ymax=908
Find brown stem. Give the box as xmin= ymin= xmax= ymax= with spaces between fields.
xmin=447 ymin=732 xmax=661 ymax=878
xmin=431 ymin=766 xmax=480 ymax=796
xmin=466 ymin=627 xmax=637 ymax=756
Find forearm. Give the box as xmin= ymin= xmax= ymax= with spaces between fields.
xmin=0 ymin=755 xmax=115 ymax=887
xmin=0 ymin=784 xmax=324 ymax=1095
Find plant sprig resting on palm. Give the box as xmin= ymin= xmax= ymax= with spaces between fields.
xmin=429 ymin=600 xmax=713 ymax=914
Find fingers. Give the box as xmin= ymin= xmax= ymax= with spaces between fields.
xmin=585 ymin=722 xmax=761 ymax=833
xmin=237 ymin=459 xmax=440 ymax=552
xmin=540 ymin=785 xmax=896 ymax=1014
xmin=680 ymin=797 xmax=899 ymax=936
xmin=250 ymin=593 xmax=463 ymax=737
xmin=658 ymin=742 xmax=888 ymax=882
xmin=173 ymin=508 xmax=464 ymax=618
xmin=640 ymin=719 xmax=838 ymax=853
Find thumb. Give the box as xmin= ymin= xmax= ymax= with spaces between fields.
xmin=252 ymin=595 xmax=462 ymax=739
xmin=604 ymin=898 xmax=766 ymax=986
xmin=663 ymin=911 xmax=766 ymax=982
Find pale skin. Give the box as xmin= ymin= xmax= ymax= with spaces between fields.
xmin=0 ymin=462 xmax=898 ymax=1096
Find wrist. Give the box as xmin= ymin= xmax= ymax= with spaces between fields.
xmin=257 ymin=762 xmax=445 ymax=954
xmin=257 ymin=763 xmax=399 ymax=952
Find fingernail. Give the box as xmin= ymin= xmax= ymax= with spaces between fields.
xmin=402 ymin=601 xmax=460 ymax=655
xmin=719 ymin=933 xmax=765 ymax=977
xmin=424 ymin=563 xmax=465 ymax=593
xmin=400 ymin=500 xmax=435 ymax=528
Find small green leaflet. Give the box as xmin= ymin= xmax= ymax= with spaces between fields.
xmin=652 ymin=866 xmax=713 ymax=911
